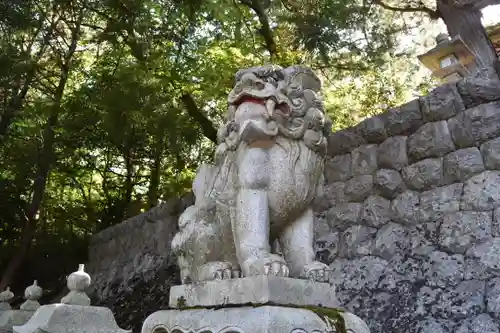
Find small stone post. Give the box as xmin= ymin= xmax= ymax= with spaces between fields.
xmin=12 ymin=264 xmax=130 ymax=333
xmin=61 ymin=264 xmax=91 ymax=306
xmin=0 ymin=288 xmax=14 ymax=311
xmin=0 ymin=282 xmax=42 ymax=333
xmin=19 ymin=281 xmax=42 ymax=311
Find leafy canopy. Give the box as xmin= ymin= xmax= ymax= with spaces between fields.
xmin=0 ymin=0 xmax=434 ymax=294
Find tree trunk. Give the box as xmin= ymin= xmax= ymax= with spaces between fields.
xmin=122 ymin=148 xmax=135 ymax=219
xmin=0 ymin=18 xmax=59 ymax=145
xmin=181 ymin=94 xmax=217 ymax=143
xmin=147 ymin=138 xmax=164 ymax=209
xmin=0 ymin=111 xmax=59 ymax=291
xmin=438 ymin=0 xmax=498 ymax=73
xmin=0 ymin=10 xmax=83 ymax=290
xmin=0 ymin=61 xmax=39 ymax=145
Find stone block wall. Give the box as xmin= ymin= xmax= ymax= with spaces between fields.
xmin=86 ymin=194 xmax=193 ymax=332
xmin=315 ymin=81 xmax=500 ymax=333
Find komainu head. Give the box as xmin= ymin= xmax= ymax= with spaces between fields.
xmin=219 ymin=65 xmax=332 ymax=156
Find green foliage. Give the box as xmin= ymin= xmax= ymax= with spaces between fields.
xmin=0 ymin=0 xmax=434 ymax=294
xmin=323 ymin=53 xmax=435 ymax=130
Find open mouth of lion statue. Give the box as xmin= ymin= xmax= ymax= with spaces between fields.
xmin=227 ymin=73 xmax=291 ymax=147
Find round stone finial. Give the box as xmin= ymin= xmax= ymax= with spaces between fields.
xmin=0 ymin=287 xmax=14 ymax=311
xmin=61 ymin=264 xmax=91 ymax=306
xmin=0 ymin=287 xmax=14 ymax=302
xmin=67 ymin=264 xmax=91 ymax=292
xmin=20 ymin=280 xmax=43 ymax=311
xmin=436 ymin=33 xmax=450 ymax=44
xmin=24 ymin=280 xmax=43 ymax=301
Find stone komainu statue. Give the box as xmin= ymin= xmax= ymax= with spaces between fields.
xmin=171 ymin=65 xmax=332 ymax=283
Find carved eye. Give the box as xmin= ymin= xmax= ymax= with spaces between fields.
xmin=255 ymin=81 xmax=265 ymax=90
xmin=266 ymin=77 xmax=277 ymax=86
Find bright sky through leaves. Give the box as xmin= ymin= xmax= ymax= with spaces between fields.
xmin=481 ymin=4 xmax=500 ymax=25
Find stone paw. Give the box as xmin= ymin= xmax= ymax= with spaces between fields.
xmin=301 ymin=261 xmax=330 ymax=283
xmin=244 ymin=253 xmax=290 ymax=277
xmin=231 ymin=268 xmax=242 ymax=279
xmin=196 ymin=262 xmax=236 ymax=281
xmin=214 ymin=268 xmax=234 ymax=280
xmin=264 ymin=261 xmax=289 ymax=277
xmin=217 ymin=266 xmax=242 ymax=280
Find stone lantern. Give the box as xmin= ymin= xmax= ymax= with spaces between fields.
xmin=418 ymin=33 xmax=477 ymax=83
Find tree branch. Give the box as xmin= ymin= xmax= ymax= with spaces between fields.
xmin=238 ymin=0 xmax=279 ymax=60
xmin=33 ymin=75 xmax=57 ymax=96
xmin=181 ymin=94 xmax=217 ymax=144
xmin=372 ymin=0 xmax=441 ymax=19
xmin=232 ymin=0 xmax=258 ymax=48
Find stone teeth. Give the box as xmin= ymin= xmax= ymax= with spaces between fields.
xmin=265 ymin=99 xmax=276 ymax=118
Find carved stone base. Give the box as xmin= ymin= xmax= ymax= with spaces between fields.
xmin=12 ymin=304 xmax=130 ymax=333
xmin=142 ymin=305 xmax=370 ymax=333
xmin=0 ymin=304 xmax=11 ymax=311
xmin=0 ymin=310 xmax=34 ymax=333
xmin=169 ymin=276 xmax=338 ymax=308
xmin=153 ymin=278 xmax=369 ymax=333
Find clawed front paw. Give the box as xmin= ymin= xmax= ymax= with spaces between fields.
xmin=244 ymin=253 xmax=290 ymax=277
xmin=197 ymin=262 xmax=241 ymax=282
xmin=301 ymin=261 xmax=330 ymax=283
xmin=264 ymin=261 xmax=289 ymax=277
xmin=214 ymin=268 xmax=232 ymax=280
xmin=214 ymin=268 xmax=242 ymax=280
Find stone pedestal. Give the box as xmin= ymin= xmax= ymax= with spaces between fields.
xmin=0 ymin=310 xmax=35 ymax=333
xmin=169 ymin=276 xmax=339 ymax=308
xmin=143 ymin=277 xmax=370 ymax=333
xmin=12 ymin=304 xmax=131 ymax=333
